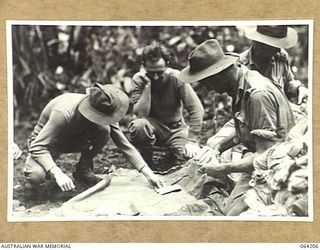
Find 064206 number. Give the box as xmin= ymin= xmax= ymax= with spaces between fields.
xmin=300 ymin=244 xmax=319 ymax=248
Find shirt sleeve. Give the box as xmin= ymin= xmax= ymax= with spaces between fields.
xmin=179 ymin=83 xmax=204 ymax=142
xmin=283 ymin=65 xmax=303 ymax=97
xmin=110 ymin=123 xmax=147 ymax=170
xmin=246 ymin=90 xmax=278 ymax=141
xmin=28 ymin=110 xmax=68 ymax=172
xmin=131 ymin=72 xmax=146 ymax=105
xmin=278 ymin=50 xmax=303 ymax=97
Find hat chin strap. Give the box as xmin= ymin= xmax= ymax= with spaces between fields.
xmin=228 ymin=65 xmax=242 ymax=99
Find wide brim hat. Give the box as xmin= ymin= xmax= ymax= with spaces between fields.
xmin=179 ymin=39 xmax=239 ymax=84
xmin=244 ymin=25 xmax=298 ymax=49
xmin=79 ymin=83 xmax=129 ymax=127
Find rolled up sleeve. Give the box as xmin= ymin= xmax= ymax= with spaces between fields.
xmin=246 ymin=91 xmax=278 ymax=142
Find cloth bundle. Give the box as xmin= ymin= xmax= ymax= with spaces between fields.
xmin=242 ymin=116 xmax=308 ymax=217
xmin=59 ymin=162 xmax=216 ymax=217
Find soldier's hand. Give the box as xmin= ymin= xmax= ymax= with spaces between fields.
xmin=194 ymin=146 xmax=220 ymax=166
xmin=273 ymin=51 xmax=288 ymax=62
xmin=297 ymin=85 xmax=308 ymax=105
xmin=140 ymin=165 xmax=164 ymax=189
xmin=50 ymin=166 xmax=75 ymax=192
xmin=148 ymin=174 xmax=164 ymax=189
xmin=140 ymin=74 xmax=151 ymax=88
xmin=184 ymin=142 xmax=200 ymax=159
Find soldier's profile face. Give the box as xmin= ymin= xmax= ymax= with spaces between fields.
xmin=200 ymin=65 xmax=235 ymax=93
xmin=253 ymin=41 xmax=280 ymax=58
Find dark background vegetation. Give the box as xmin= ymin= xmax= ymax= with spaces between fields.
xmin=12 ymin=25 xmax=308 ymax=126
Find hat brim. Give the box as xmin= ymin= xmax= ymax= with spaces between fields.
xmin=178 ymin=55 xmax=239 ymax=84
xmin=78 ymin=85 xmax=129 ymax=127
xmin=244 ymin=26 xmax=298 ymax=49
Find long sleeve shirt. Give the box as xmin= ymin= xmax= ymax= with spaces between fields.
xmin=28 ymin=93 xmax=147 ymax=172
xmin=131 ymin=68 xmax=204 ymax=142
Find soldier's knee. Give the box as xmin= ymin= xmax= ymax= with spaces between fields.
xmin=129 ymin=119 xmax=155 ymax=145
xmin=129 ymin=118 xmax=148 ymax=132
xmin=24 ymin=156 xmax=47 ymax=185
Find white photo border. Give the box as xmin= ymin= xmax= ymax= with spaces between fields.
xmin=6 ymin=20 xmax=314 ymax=222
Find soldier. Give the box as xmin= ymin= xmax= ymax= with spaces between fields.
xmin=25 ymin=83 xmax=163 ymax=193
xmin=207 ymin=25 xmax=307 ymax=150
xmin=179 ymin=39 xmax=295 ymax=215
xmin=129 ymin=42 xmax=204 ymax=170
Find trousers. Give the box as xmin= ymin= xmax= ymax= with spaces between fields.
xmin=206 ymin=173 xmax=251 ymax=216
xmin=128 ymin=118 xmax=189 ymax=166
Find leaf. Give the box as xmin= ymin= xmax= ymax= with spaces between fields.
xmin=168 ymin=36 xmax=182 ymax=46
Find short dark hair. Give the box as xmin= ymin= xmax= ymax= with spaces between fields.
xmin=141 ymin=41 xmax=170 ymax=65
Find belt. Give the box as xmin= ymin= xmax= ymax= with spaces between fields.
xmin=166 ymin=119 xmax=183 ymax=129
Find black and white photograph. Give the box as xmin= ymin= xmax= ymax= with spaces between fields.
xmin=7 ymin=21 xmax=313 ymax=221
